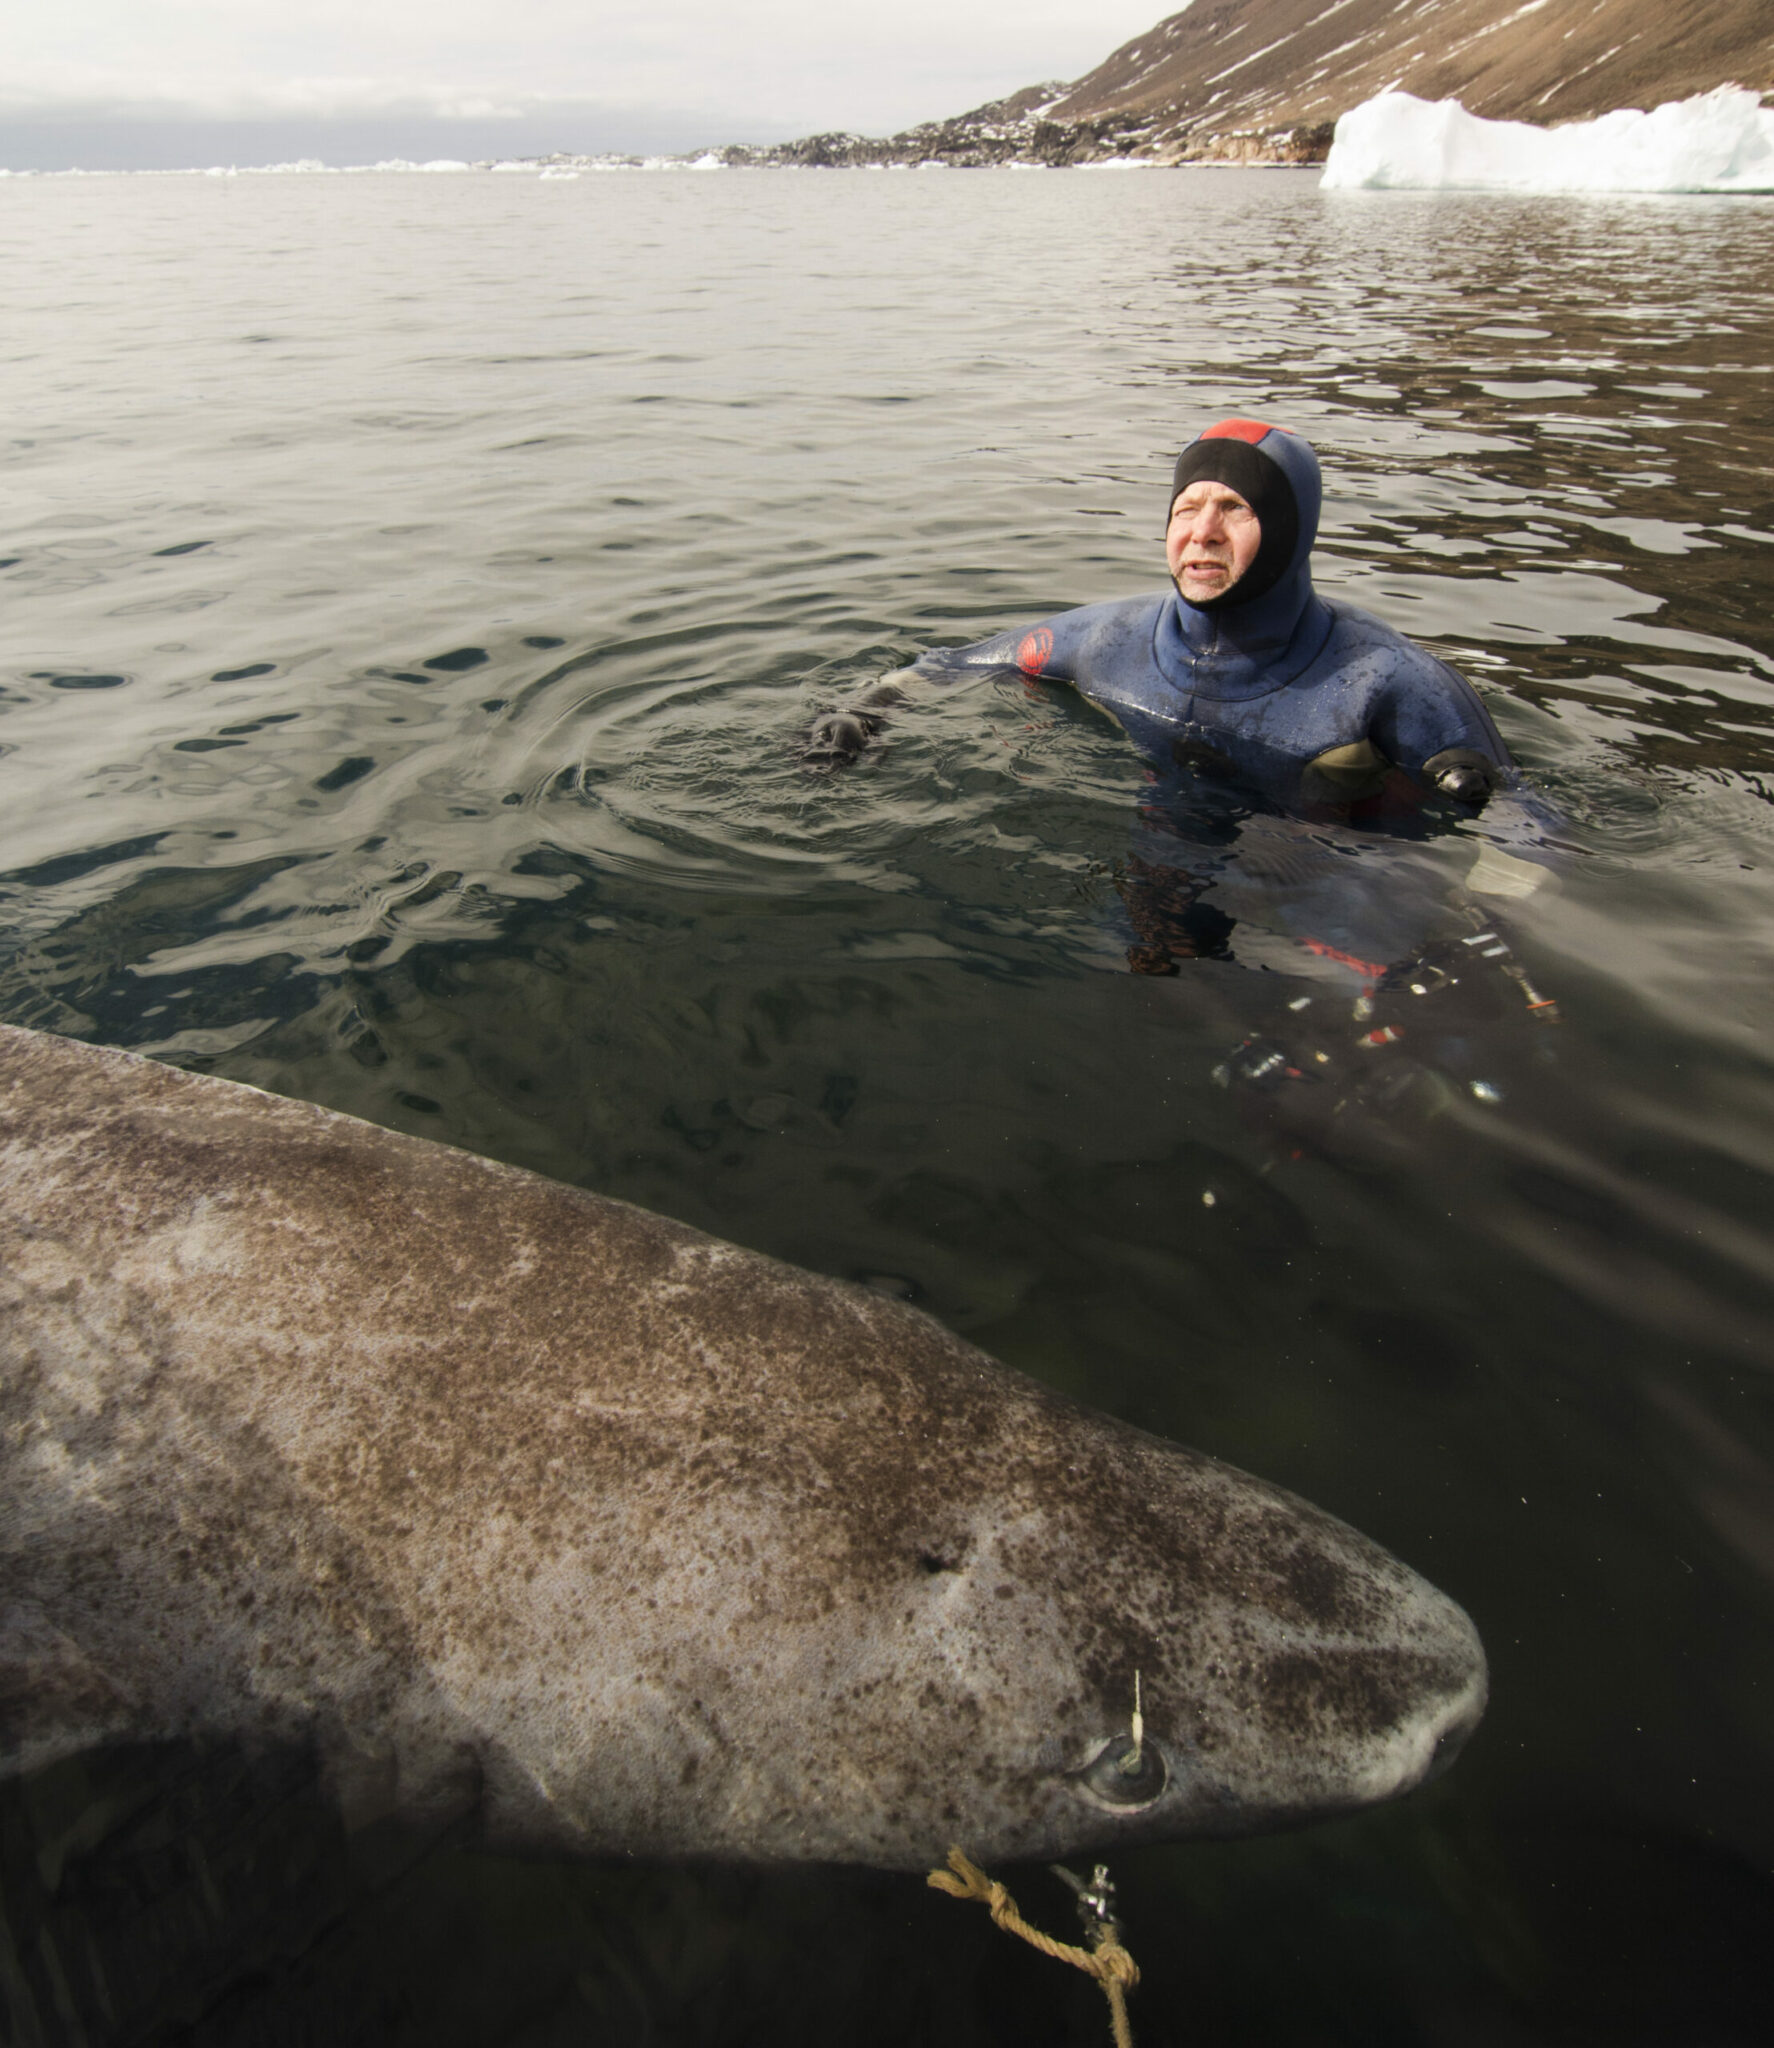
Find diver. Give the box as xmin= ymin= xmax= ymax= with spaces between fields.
xmin=804 ymin=417 xmax=1513 ymax=814
xmin=804 ymin=419 xmax=1560 ymax=1136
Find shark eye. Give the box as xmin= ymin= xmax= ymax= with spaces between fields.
xmin=1079 ymin=1732 xmax=1168 ymax=1809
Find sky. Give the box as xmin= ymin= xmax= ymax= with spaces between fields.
xmin=0 ymin=1 xmax=1180 ymax=168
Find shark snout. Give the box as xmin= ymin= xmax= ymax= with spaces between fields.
xmin=1416 ymin=1646 xmax=1488 ymax=1789
xmin=1389 ymin=1589 xmax=1489 ymax=1799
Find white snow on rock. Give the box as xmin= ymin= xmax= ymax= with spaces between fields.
xmin=1321 ymin=86 xmax=1774 ymax=194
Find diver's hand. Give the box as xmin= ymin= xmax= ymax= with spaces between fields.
xmin=801 ymin=708 xmax=878 ymax=770
xmin=798 ymin=672 xmax=917 ymax=772
xmin=1423 ymin=747 xmax=1499 ymax=806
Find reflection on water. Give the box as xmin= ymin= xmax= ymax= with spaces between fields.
xmin=1 ymin=168 xmax=1772 ymax=2044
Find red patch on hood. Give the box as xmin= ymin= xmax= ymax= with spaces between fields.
xmin=1200 ymin=418 xmax=1275 ymax=445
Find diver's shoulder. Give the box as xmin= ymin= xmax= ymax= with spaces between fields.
xmin=1063 ymin=589 xmax=1172 ymax=632
xmin=1316 ymin=595 xmax=1422 ymax=646
xmin=908 ymin=589 xmax=1165 ymax=679
xmin=1316 ymin=598 xmax=1467 ymax=683
xmin=1037 ymin=590 xmax=1172 ymax=668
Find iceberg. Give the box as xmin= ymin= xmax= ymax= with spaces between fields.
xmin=1321 ymin=86 xmax=1774 ymax=195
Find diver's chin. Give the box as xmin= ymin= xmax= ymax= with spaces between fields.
xmin=1175 ymin=568 xmax=1238 ymax=610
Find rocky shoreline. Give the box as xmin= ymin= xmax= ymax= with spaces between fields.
xmin=706 ymin=86 xmax=1335 ymax=170
xmin=531 ymin=85 xmax=1335 ymax=175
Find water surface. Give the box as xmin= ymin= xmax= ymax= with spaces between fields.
xmin=2 ymin=166 xmax=1771 ymax=2046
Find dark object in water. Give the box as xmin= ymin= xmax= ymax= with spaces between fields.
xmin=799 ymin=679 xmax=909 ymax=770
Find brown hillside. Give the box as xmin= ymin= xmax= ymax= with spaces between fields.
xmin=1053 ymin=0 xmax=1774 ymax=147
xmin=705 ymin=0 xmax=1772 ymax=168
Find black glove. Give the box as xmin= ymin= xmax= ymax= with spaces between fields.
xmin=798 ymin=676 xmax=913 ymax=773
xmin=801 ymin=708 xmax=877 ymax=770
xmin=1423 ymin=747 xmax=1498 ymax=806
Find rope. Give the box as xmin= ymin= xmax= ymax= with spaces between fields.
xmin=927 ymin=1847 xmax=1140 ymax=2048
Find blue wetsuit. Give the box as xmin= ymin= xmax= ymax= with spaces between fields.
xmin=907 ymin=421 xmax=1511 ymax=813
xmin=908 ymin=586 xmax=1510 ymax=810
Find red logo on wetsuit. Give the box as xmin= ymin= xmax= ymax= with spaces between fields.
xmin=1017 ymin=627 xmax=1054 ymax=676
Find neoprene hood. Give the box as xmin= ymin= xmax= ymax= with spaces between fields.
xmin=1170 ymin=420 xmax=1323 ymax=614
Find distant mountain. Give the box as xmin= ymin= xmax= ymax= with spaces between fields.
xmin=1051 ymin=0 xmax=1774 ymax=148
xmin=715 ymin=0 xmax=1774 ymax=168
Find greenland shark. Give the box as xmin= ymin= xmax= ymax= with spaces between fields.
xmin=0 ymin=1023 xmax=1485 ymax=1869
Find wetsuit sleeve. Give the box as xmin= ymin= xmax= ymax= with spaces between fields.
xmin=801 ymin=611 xmax=1084 ymax=770
xmin=1383 ymin=660 xmax=1569 ymax=897
xmin=906 ymin=614 xmax=1083 ymax=686
xmin=1369 ymin=653 xmax=1513 ymax=797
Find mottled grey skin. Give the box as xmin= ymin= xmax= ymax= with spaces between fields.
xmin=0 ymin=1024 xmax=1485 ymax=1869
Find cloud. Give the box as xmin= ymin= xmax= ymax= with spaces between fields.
xmin=0 ymin=2 xmax=1171 ymax=135
xmin=0 ymin=60 xmax=534 ymax=122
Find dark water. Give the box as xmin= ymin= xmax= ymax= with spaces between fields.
xmin=2 ymin=166 xmax=1772 ymax=2045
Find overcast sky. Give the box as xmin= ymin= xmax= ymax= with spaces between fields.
xmin=2 ymin=1 xmax=1178 ymax=167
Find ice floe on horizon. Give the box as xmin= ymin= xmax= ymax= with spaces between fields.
xmin=1322 ymin=87 xmax=1774 ymax=195
xmin=0 ymin=154 xmax=702 ymax=178
xmin=0 ymin=158 xmax=500 ymax=177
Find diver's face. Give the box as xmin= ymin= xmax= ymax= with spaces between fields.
xmin=1167 ymin=482 xmax=1261 ymax=606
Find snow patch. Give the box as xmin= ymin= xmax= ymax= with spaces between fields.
xmin=1322 ymin=87 xmax=1774 ymax=194
xmin=1206 ymin=34 xmax=1295 ymax=86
